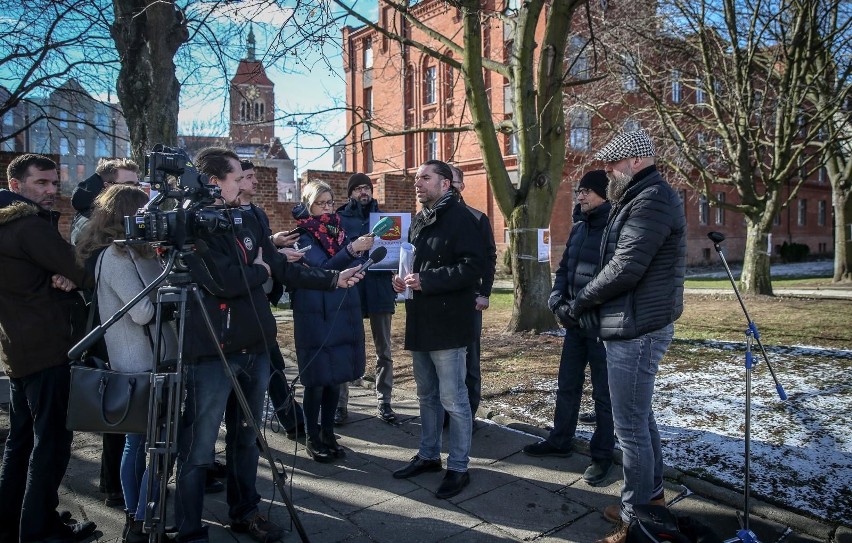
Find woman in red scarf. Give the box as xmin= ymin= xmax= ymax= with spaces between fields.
xmin=290 ymin=181 xmax=374 ymax=462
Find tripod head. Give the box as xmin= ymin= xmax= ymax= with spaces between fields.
xmin=708 ymin=231 xmax=726 ymax=249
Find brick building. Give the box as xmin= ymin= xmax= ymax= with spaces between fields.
xmin=339 ymin=0 xmax=834 ymax=265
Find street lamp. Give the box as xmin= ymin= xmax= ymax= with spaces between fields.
xmin=286 ymin=120 xmax=306 ymax=181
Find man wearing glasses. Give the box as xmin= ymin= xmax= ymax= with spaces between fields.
xmin=70 ymin=158 xmax=141 ymax=244
xmin=523 ymin=170 xmax=615 ymax=490
xmin=335 ymin=173 xmax=399 ymax=424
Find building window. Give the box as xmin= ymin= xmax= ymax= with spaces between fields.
xmin=622 ymin=55 xmax=637 ymax=91
xmin=96 ymin=137 xmax=109 ymax=157
xmin=698 ymin=195 xmax=709 ymax=225
xmin=59 ymin=111 xmax=68 ymax=128
xmin=60 ymin=164 xmax=68 ymax=182
xmin=424 ymin=66 xmax=437 ymax=105
xmin=568 ymin=36 xmax=589 ymax=78
xmin=715 ymin=192 xmax=725 ymax=225
xmin=59 ymin=137 xmax=69 ymax=155
xmin=363 ymin=141 xmax=373 ymax=173
xmin=569 ymin=108 xmax=591 ymax=150
xmin=623 ymin=118 xmax=640 ymax=132
xmin=76 ymin=138 xmax=85 ymax=156
xmin=426 ymin=132 xmax=438 ymax=161
xmin=507 ymin=131 xmax=518 ymax=155
xmin=76 ymin=113 xmax=85 ymax=129
xmin=363 ymin=38 xmax=373 ymax=70
xmin=404 ymin=66 xmax=414 ymax=110
xmin=695 ymin=78 xmax=706 ymax=104
xmin=818 ymin=167 xmax=826 ymax=184
xmin=3 ymin=111 xmax=13 ymax=127
xmin=798 ymin=199 xmax=807 ymax=226
xmin=363 ymin=88 xmax=372 ymax=118
xmin=404 ymin=133 xmax=415 ymax=169
xmin=773 ymin=211 xmax=781 ymax=226
xmin=96 ymin=112 xmax=108 ymax=130
xmin=818 ymin=200 xmax=826 ymax=226
xmin=671 ymin=69 xmax=682 ymax=103
xmin=1 ymin=138 xmax=13 ymax=151
xmin=76 ymin=164 xmax=85 ymax=181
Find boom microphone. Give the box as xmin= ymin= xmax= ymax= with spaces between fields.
xmin=371 ymin=216 xmax=395 ymax=237
xmin=358 ymin=246 xmax=388 ymax=273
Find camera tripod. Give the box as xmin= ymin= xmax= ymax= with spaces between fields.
xmin=69 ymin=247 xmax=310 ymax=542
xmin=706 ymin=232 xmax=789 ymax=543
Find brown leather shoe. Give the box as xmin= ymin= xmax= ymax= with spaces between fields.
xmin=595 ymin=521 xmax=628 ymax=543
xmin=603 ymin=503 xmax=622 ymax=523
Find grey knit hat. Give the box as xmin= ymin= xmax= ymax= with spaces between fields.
xmin=594 ymin=130 xmax=656 ymax=163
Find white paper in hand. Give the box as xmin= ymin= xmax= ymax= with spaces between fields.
xmin=399 ymin=242 xmax=415 ymax=299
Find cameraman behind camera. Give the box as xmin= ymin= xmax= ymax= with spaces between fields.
xmin=174 ymin=147 xmax=361 ymax=543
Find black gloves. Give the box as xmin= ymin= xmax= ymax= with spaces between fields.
xmin=553 ymin=301 xmax=579 ymax=328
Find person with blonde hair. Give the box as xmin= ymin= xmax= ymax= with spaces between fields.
xmin=75 ymin=184 xmax=178 ymax=542
xmin=290 ymin=180 xmax=374 ymax=462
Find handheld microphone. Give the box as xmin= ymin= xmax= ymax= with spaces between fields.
xmin=371 ymin=216 xmax=395 ymax=237
xmin=358 ymin=246 xmax=388 ymax=273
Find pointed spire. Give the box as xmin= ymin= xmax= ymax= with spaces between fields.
xmin=247 ymin=25 xmax=256 ymax=61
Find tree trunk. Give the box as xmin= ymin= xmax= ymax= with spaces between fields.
xmin=740 ymin=219 xmax=774 ymax=295
xmin=111 ymin=1 xmax=188 ymax=165
xmin=834 ymin=186 xmax=852 ymax=282
xmin=507 ymin=206 xmax=557 ymax=332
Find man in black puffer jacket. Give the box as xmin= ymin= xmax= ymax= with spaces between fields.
xmin=522 ymin=170 xmax=615 ymax=487
xmin=566 ymin=132 xmax=686 ymax=543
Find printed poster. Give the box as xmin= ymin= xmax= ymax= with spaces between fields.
xmin=369 ymin=212 xmax=411 ymax=271
xmin=538 ymin=228 xmax=551 ymax=262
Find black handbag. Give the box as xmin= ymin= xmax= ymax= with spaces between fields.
xmin=66 ymin=252 xmax=152 ymax=434
xmin=66 ymin=357 xmax=152 ymax=434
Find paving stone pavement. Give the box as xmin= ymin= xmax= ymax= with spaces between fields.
xmin=2 ymin=363 xmax=849 ymax=543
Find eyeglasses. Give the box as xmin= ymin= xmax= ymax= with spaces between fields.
xmin=573 ymin=188 xmax=593 ymax=197
xmin=352 ymin=185 xmax=372 ymax=193
xmin=313 ymin=200 xmax=335 ymax=208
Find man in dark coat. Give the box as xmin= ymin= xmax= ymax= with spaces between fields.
xmin=391 ymin=160 xmax=484 ymax=500
xmin=448 ymin=165 xmax=496 ymax=421
xmin=335 ymin=172 xmax=399 ymax=423
xmin=0 ymin=154 xmax=96 ymax=543
xmin=566 ymin=132 xmax=686 ymax=543
xmin=523 ymin=170 xmax=615 ymax=487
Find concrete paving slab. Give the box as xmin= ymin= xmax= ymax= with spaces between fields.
xmin=490 ymin=450 xmax=590 ymax=493
xmin=541 ymin=510 xmax=622 ymax=543
xmin=442 ymin=521 xmax=523 ymax=542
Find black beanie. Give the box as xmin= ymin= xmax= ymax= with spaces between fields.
xmin=578 ymin=169 xmax=608 ymax=200
xmin=347 ymin=172 xmax=373 ymax=196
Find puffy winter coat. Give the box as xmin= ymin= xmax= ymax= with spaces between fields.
xmin=0 ymin=190 xmax=92 ymax=378
xmin=404 ymin=193 xmax=485 ymax=351
xmin=337 ymin=198 xmax=396 ymax=316
xmin=290 ymin=223 xmax=367 ymax=387
xmin=572 ymin=166 xmax=686 ymax=340
xmin=551 ymin=201 xmax=611 ymax=337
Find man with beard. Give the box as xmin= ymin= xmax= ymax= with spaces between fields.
xmin=391 ymin=160 xmax=484 ymax=499
xmin=335 ymin=173 xmax=399 ymax=424
xmin=564 ymin=132 xmax=686 ymax=543
xmin=0 ymin=154 xmax=97 ymax=543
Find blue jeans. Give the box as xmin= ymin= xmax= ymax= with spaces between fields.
xmin=122 ymin=433 xmax=157 ymax=521
xmin=412 ymin=348 xmax=471 ymax=472
xmin=0 ymin=365 xmax=73 ymax=542
xmin=549 ymin=327 xmax=614 ymax=461
xmin=175 ymin=352 xmax=270 ymax=542
xmin=605 ymin=324 xmax=673 ymax=523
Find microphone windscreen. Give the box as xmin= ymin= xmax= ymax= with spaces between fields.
xmin=368 ymin=246 xmax=388 ymax=264
xmin=371 ymin=216 xmax=395 ymax=237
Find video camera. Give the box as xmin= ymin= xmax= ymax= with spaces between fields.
xmin=123 ymin=145 xmax=231 ymax=247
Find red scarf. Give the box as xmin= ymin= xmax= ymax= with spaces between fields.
xmin=296 ymin=213 xmax=346 ymax=256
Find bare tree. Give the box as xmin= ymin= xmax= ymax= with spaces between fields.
xmin=592 ymin=0 xmax=848 ymax=294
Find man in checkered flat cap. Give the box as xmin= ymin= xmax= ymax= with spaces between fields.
xmin=564 ymin=131 xmax=687 ymax=543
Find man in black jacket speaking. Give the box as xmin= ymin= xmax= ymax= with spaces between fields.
xmin=391 ymin=160 xmax=484 ymax=500
xmin=174 ymin=147 xmax=362 ymax=543
xmin=566 ymin=132 xmax=686 ymax=543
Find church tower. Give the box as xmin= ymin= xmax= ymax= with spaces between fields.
xmin=229 ymin=27 xmax=275 ymax=144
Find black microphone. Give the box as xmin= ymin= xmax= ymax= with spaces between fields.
xmin=358 ymin=246 xmax=388 ymax=273
xmin=708 ymin=231 xmax=726 ymax=244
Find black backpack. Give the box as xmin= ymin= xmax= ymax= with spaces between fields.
xmin=628 ymin=505 xmax=721 ymax=543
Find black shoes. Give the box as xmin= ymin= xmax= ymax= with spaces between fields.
xmin=377 ymin=402 xmax=397 ymax=423
xmin=231 ymin=512 xmax=283 ymax=543
xmin=334 ymin=406 xmax=348 ymax=425
xmin=285 ymin=423 xmax=305 ymax=439
xmin=392 ymin=455 xmax=443 ymax=479
xmin=583 ymin=459 xmax=613 ymax=486
xmin=210 ymin=459 xmax=228 ymax=479
xmin=320 ymin=429 xmax=346 ymax=458
xmin=204 ymin=470 xmax=224 ymax=494
xmin=306 ymin=436 xmax=334 ymax=463
xmin=104 ymin=491 xmax=124 ymax=508
xmin=579 ymin=410 xmax=597 ymax=424
xmin=522 ymin=440 xmax=573 ymax=458
xmin=41 ymin=520 xmax=97 ymax=543
xmin=435 ymin=470 xmax=470 ymax=499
